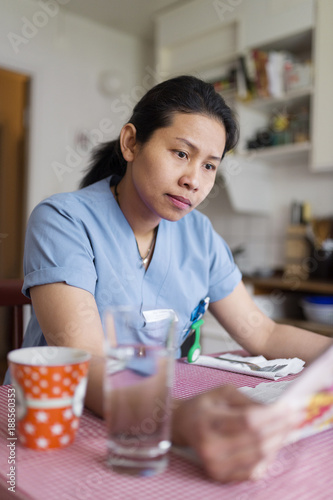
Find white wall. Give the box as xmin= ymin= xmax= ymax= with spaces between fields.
xmin=0 ymin=0 xmax=153 ymax=216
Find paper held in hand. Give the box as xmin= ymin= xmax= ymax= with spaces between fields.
xmin=242 ymin=343 xmax=333 ymax=443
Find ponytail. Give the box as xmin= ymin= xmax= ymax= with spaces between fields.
xmin=80 ymin=138 xmax=126 ymax=189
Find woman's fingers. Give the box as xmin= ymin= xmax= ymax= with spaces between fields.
xmin=178 ymin=385 xmax=305 ymax=483
xmin=191 ymin=390 xmax=302 ymax=439
xmin=195 ymin=431 xmax=267 ymax=482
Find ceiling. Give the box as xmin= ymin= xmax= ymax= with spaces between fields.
xmin=60 ymin=0 xmax=192 ymax=42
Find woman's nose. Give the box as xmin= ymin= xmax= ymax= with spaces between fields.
xmin=179 ymin=168 xmax=200 ymax=191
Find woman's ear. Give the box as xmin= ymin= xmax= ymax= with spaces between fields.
xmin=119 ymin=123 xmax=138 ymax=162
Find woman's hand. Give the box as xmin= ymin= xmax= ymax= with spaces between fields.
xmin=172 ymin=385 xmax=302 ymax=483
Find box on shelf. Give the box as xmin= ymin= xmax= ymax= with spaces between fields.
xmin=284 ymin=225 xmax=311 ymax=279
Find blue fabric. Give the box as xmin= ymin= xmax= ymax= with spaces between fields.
xmin=3 ymin=176 xmax=241 ymax=384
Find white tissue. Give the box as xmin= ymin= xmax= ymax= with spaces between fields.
xmin=191 ymin=353 xmax=305 ymax=380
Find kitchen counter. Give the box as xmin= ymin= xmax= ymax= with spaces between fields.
xmin=244 ymin=271 xmax=333 ymax=337
xmin=244 ymin=271 xmax=333 ymax=295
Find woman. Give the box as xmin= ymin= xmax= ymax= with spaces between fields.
xmin=7 ymin=75 xmax=331 ymax=482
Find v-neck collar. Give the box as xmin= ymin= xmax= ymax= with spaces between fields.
xmin=108 ymin=176 xmax=170 ymax=281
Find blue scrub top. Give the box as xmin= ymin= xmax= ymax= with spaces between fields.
xmin=18 ymin=176 xmax=242 ymax=354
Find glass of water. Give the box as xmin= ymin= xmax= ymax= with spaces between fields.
xmin=103 ymin=306 xmax=176 ymax=476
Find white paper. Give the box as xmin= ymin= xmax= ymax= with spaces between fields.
xmin=240 ymin=380 xmax=292 ymax=404
xmin=142 ymin=309 xmax=178 ymax=323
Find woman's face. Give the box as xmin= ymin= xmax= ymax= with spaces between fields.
xmin=127 ymin=112 xmax=226 ymax=222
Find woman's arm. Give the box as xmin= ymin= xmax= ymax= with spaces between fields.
xmin=30 ymin=283 xmax=106 ymax=416
xmin=209 ymin=281 xmax=332 ymax=363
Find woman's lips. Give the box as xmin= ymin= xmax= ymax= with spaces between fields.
xmin=167 ymin=194 xmax=192 ymax=210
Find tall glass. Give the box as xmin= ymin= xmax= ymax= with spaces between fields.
xmin=103 ymin=306 xmax=175 ymax=476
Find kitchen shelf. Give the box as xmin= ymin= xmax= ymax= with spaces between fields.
xmin=274 ymin=318 xmax=333 ymax=338
xmin=245 ymin=272 xmax=333 ymax=295
xmin=237 ymin=141 xmax=311 ymax=162
xmin=217 ymin=88 xmax=237 ymax=104
xmin=245 ymin=272 xmax=333 ymax=338
xmin=252 ymin=28 xmax=313 ymax=55
xmin=241 ymin=86 xmax=313 ymax=112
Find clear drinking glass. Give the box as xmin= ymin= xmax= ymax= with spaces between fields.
xmin=103 ymin=306 xmax=175 ymax=476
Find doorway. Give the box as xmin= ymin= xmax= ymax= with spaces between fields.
xmin=0 ymin=67 xmax=30 ymax=279
xmin=0 ymin=67 xmax=30 ymax=379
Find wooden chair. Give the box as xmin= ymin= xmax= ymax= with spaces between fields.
xmin=0 ymin=279 xmax=31 ymax=349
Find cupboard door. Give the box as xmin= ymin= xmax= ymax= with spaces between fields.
xmin=311 ymin=0 xmax=333 ymax=171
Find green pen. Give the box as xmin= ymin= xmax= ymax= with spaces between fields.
xmin=187 ymin=318 xmax=204 ymax=363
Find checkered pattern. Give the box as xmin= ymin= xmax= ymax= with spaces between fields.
xmin=1 ymin=360 xmax=333 ymax=500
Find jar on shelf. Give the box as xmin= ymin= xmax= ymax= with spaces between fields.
xmin=290 ymin=107 xmax=309 ymax=143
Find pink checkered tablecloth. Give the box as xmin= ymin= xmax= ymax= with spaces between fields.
xmin=1 ymin=359 xmax=333 ymax=500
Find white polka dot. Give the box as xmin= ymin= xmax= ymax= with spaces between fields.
xmin=32 ymin=372 xmax=40 ymax=381
xmin=32 ymin=386 xmax=40 ymax=394
xmin=64 ymin=366 xmax=72 ymax=373
xmin=36 ymin=437 xmax=49 ymax=448
xmin=24 ymin=379 xmax=32 ymax=387
xmin=59 ymin=434 xmax=70 ymax=445
xmin=51 ymin=423 xmax=64 ymax=435
xmin=35 ymin=411 xmax=48 ymax=423
xmin=40 ymin=380 xmax=48 ymax=388
xmin=63 ymin=378 xmax=71 ymax=386
xmin=63 ymin=408 xmax=73 ymax=420
xmin=52 ymin=373 xmax=61 ymax=382
xmin=71 ymin=419 xmax=79 ymax=430
xmin=24 ymin=423 xmax=35 ymax=434
xmin=40 ymin=367 xmax=48 ymax=375
xmin=52 ymin=387 xmax=61 ymax=395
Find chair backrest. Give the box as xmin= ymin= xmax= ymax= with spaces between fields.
xmin=0 ymin=279 xmax=31 ymax=349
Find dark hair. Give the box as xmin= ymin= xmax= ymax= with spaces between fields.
xmin=80 ymin=75 xmax=239 ymax=188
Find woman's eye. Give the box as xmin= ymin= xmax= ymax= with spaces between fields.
xmin=176 ymin=151 xmax=188 ymax=159
xmin=205 ymin=163 xmax=216 ymax=171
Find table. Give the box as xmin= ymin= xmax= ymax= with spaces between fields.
xmin=1 ymin=360 xmax=333 ymax=500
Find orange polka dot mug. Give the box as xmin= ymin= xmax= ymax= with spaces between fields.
xmin=7 ymin=346 xmax=90 ymax=450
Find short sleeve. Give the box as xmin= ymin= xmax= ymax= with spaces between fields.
xmin=207 ymin=223 xmax=242 ymax=302
xmin=23 ymin=200 xmax=97 ymax=298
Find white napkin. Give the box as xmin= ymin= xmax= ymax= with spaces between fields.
xmin=191 ymin=353 xmax=305 ymax=380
